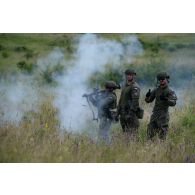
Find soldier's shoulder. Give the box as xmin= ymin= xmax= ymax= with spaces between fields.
xmin=165 ymin=86 xmax=175 ymax=93
xmin=106 ymin=92 xmax=117 ymax=102
xmin=167 ymin=87 xmax=177 ymax=96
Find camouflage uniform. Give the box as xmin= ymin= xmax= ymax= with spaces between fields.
xmin=117 ymin=69 xmax=141 ymax=135
xmin=89 ymin=81 xmax=118 ymax=142
xmin=145 ymin=72 xmax=177 ymax=139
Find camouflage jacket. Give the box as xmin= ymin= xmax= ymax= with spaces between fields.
xmin=117 ymin=81 xmax=140 ymax=114
xmin=89 ymin=90 xmax=117 ymax=119
xmin=145 ymin=85 xmax=177 ymax=112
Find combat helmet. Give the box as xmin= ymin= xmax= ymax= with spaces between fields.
xmin=125 ymin=69 xmax=136 ymax=75
xmin=157 ymin=72 xmax=170 ymax=80
xmin=105 ymin=81 xmax=120 ymax=89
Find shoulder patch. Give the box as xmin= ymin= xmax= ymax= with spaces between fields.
xmin=132 ymin=87 xmax=140 ymax=98
xmin=170 ymin=90 xmax=177 ymax=99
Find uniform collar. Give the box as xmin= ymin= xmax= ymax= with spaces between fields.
xmin=160 ymin=84 xmax=168 ymax=89
xmin=126 ymin=81 xmax=135 ymax=86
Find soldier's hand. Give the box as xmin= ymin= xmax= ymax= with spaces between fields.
xmin=116 ymin=84 xmax=121 ymax=89
xmin=145 ymin=89 xmax=151 ymax=98
xmin=160 ymin=94 xmax=167 ymax=101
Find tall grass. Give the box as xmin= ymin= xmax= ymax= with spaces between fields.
xmin=0 ymin=91 xmax=194 ymax=163
xmin=0 ymin=33 xmax=195 ymax=162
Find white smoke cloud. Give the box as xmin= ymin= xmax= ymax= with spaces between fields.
xmin=53 ymin=34 xmax=143 ymax=131
xmin=0 ymin=75 xmax=38 ymax=124
xmin=37 ymin=47 xmax=65 ymax=72
xmin=121 ymin=35 xmax=143 ymax=63
xmin=0 ymin=34 xmax=143 ymax=131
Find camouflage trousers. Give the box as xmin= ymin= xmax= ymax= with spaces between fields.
xmin=147 ymin=110 xmax=169 ymax=140
xmin=119 ymin=110 xmax=139 ymax=136
xmin=98 ymin=117 xmax=112 ymax=143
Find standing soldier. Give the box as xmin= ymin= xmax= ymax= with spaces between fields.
xmin=117 ymin=69 xmax=143 ymax=136
xmin=145 ymin=72 xmax=177 ymax=140
xmin=85 ymin=81 xmax=119 ymax=142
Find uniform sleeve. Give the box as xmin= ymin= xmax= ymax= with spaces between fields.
xmin=130 ymin=86 xmax=140 ymax=111
xmin=117 ymin=90 xmax=123 ymax=114
xmin=101 ymin=94 xmax=117 ymax=110
xmin=88 ymin=94 xmax=98 ymax=107
xmin=167 ymin=90 xmax=177 ymax=106
xmin=145 ymin=89 xmax=156 ymax=103
xmin=100 ymin=95 xmax=117 ymax=119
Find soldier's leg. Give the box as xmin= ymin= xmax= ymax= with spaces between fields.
xmin=158 ymin=112 xmax=169 ymax=140
xmin=159 ymin=126 xmax=168 ymax=140
xmin=127 ymin=112 xmax=139 ymax=137
xmin=99 ymin=117 xmax=111 ymax=142
xmin=147 ymin=113 xmax=158 ymax=140
xmin=147 ymin=122 xmax=157 ymax=139
xmin=120 ymin=115 xmax=128 ymax=133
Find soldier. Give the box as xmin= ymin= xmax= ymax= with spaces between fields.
xmin=117 ymin=69 xmax=143 ymax=136
xmin=87 ymin=81 xmax=119 ymax=142
xmin=145 ymin=72 xmax=177 ymax=140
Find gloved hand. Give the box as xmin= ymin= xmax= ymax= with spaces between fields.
xmin=145 ymin=89 xmax=151 ymax=98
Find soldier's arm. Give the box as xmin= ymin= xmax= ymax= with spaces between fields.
xmin=102 ymin=95 xmax=116 ymax=110
xmin=101 ymin=95 xmax=116 ymax=119
xmin=117 ymin=91 xmax=123 ymax=114
xmin=167 ymin=90 xmax=177 ymax=106
xmin=88 ymin=95 xmax=98 ymax=107
xmin=130 ymin=86 xmax=140 ymax=111
xmin=145 ymin=89 xmax=156 ymax=103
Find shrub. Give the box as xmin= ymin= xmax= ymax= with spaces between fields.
xmin=17 ymin=61 xmax=34 ymax=73
xmin=14 ymin=46 xmax=28 ymax=52
xmin=2 ymin=51 xmax=9 ymax=58
xmin=0 ymin=44 xmax=5 ymax=51
xmin=24 ymin=50 xmax=34 ymax=59
xmin=48 ymin=36 xmax=74 ymax=53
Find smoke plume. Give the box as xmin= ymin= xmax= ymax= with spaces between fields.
xmin=0 ymin=34 xmax=143 ymax=131
xmin=53 ymin=34 xmax=143 ymax=131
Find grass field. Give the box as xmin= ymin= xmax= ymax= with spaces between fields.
xmin=0 ymin=33 xmax=195 ymax=162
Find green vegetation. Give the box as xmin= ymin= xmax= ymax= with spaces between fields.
xmin=0 ymin=33 xmax=195 ymax=162
xmin=1 ymin=33 xmax=195 ymax=85
xmin=0 ymin=33 xmax=75 ymax=75
xmin=0 ymin=97 xmax=194 ymax=163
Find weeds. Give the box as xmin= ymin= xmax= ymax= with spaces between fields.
xmin=0 ymin=98 xmax=194 ymax=162
xmin=0 ymin=33 xmax=195 ymax=162
xmin=17 ymin=61 xmax=34 ymax=73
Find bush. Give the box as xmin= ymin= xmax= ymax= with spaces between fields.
xmin=89 ymin=66 xmax=123 ymax=87
xmin=14 ymin=46 xmax=28 ymax=52
xmin=48 ymin=36 xmax=74 ymax=53
xmin=0 ymin=44 xmax=5 ymax=51
xmin=2 ymin=51 xmax=9 ymax=58
xmin=24 ymin=50 xmax=34 ymax=59
xmin=40 ymin=64 xmax=64 ymax=84
xmin=139 ymin=38 xmax=161 ymax=53
xmin=17 ymin=61 xmax=34 ymax=73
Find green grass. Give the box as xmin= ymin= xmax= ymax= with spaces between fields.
xmin=0 ymin=33 xmax=195 ymax=162
xmin=0 ymin=91 xmax=194 ymax=162
xmin=0 ymin=33 xmax=75 ymax=74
